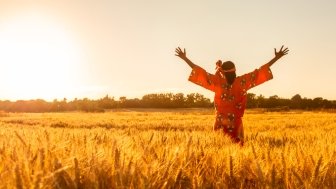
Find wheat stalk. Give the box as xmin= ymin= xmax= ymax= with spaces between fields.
xmin=311 ymin=156 xmax=322 ymax=185
xmin=74 ymin=158 xmax=81 ymax=189
xmin=14 ymin=131 xmax=27 ymax=147
xmin=15 ymin=165 xmax=23 ymax=189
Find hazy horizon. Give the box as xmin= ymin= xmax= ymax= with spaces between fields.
xmin=0 ymin=91 xmax=334 ymax=102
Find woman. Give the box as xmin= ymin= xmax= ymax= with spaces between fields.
xmin=175 ymin=46 xmax=289 ymax=145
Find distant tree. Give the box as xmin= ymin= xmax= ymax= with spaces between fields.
xmin=256 ymin=95 xmax=265 ymax=108
xmin=194 ymin=93 xmax=211 ymax=107
xmin=98 ymin=95 xmax=116 ymax=109
xmin=173 ymin=93 xmax=185 ymax=107
xmin=246 ymin=93 xmax=256 ymax=108
xmin=291 ymin=94 xmax=302 ymax=109
xmin=266 ymin=95 xmax=280 ymax=108
xmin=313 ymin=97 xmax=324 ymax=109
xmin=125 ymin=98 xmax=141 ymax=108
xmin=322 ymin=99 xmax=333 ymax=109
xmin=186 ymin=93 xmax=196 ymax=107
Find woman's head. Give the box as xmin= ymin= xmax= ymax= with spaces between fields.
xmin=221 ymin=61 xmax=236 ymax=85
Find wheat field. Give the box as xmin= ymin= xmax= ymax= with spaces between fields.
xmin=0 ymin=109 xmax=335 ymax=188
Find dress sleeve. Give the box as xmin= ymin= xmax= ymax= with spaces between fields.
xmin=239 ymin=64 xmax=273 ymax=90
xmin=188 ymin=66 xmax=218 ymax=92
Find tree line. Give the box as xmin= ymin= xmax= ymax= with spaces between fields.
xmin=246 ymin=94 xmax=336 ymax=110
xmin=0 ymin=93 xmax=335 ymax=112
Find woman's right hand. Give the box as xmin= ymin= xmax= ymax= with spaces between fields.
xmin=175 ymin=47 xmax=187 ymax=59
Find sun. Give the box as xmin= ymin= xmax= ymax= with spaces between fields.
xmin=0 ymin=11 xmax=85 ymax=100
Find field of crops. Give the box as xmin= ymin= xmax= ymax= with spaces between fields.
xmin=0 ymin=109 xmax=335 ymax=188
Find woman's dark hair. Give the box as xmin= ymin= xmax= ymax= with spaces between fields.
xmin=221 ymin=61 xmax=236 ymax=85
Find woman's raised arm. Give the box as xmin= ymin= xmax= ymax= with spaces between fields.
xmin=175 ymin=47 xmax=197 ymax=69
xmin=266 ymin=45 xmax=289 ymax=67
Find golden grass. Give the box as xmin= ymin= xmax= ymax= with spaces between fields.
xmin=0 ymin=109 xmax=335 ymax=188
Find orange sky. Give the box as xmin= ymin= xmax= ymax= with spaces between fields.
xmin=0 ymin=1 xmax=336 ymax=100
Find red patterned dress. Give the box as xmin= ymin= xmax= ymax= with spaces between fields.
xmin=188 ymin=64 xmax=273 ymax=145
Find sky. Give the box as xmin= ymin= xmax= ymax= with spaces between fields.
xmin=0 ymin=0 xmax=336 ymax=101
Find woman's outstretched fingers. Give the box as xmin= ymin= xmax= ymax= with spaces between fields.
xmin=175 ymin=47 xmax=187 ymax=59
